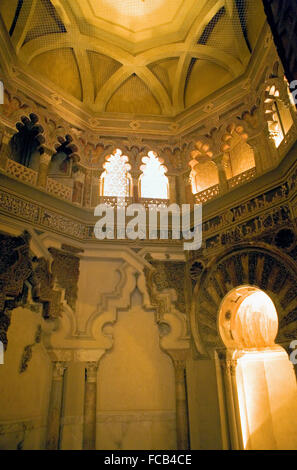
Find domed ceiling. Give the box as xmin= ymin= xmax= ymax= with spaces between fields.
xmin=0 ymin=0 xmax=265 ymax=117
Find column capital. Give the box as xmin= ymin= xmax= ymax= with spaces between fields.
xmin=226 ymin=359 xmax=238 ymax=377
xmin=52 ymin=361 xmax=68 ymax=380
xmin=212 ymin=152 xmax=224 ymax=164
xmin=39 ymin=149 xmax=52 ymax=165
xmin=85 ymin=361 xmax=99 ymax=383
xmin=168 ymin=349 xmax=189 ymax=371
xmin=1 ymin=129 xmax=13 ymax=145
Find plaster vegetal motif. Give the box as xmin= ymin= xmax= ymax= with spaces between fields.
xmin=2 ymin=90 xmax=28 ymax=120
xmin=0 ymin=231 xmax=32 ymax=349
xmin=48 ymin=248 xmax=80 ymax=311
xmin=0 ymin=231 xmax=63 ymax=350
xmin=144 ymin=259 xmax=186 ymax=315
xmin=19 ymin=324 xmax=42 ymax=374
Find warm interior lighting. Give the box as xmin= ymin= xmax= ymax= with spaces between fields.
xmin=219 ymin=285 xmax=278 ymax=349
xmin=139 ymin=151 xmax=169 ymax=199
xmin=265 ymin=84 xmax=293 ymax=148
xmin=218 ymin=286 xmax=297 ymax=450
xmin=100 ymin=148 xmax=132 ymax=197
xmin=100 ymin=0 xmax=165 ymax=18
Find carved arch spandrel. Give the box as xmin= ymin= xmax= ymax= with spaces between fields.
xmin=0 ymin=230 xmax=64 ymax=350
xmin=80 ymin=261 xmax=190 ymax=354
xmin=191 ymin=243 xmax=297 ymax=357
xmin=143 ymin=260 xmax=190 ymax=351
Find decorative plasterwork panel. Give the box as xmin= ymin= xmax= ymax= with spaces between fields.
xmin=0 ymin=231 xmax=63 ymax=350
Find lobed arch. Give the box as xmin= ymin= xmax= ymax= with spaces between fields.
xmin=218 ymin=285 xmax=279 ymax=350
xmin=48 ymin=134 xmax=80 ymax=177
xmin=188 ymin=136 xmax=220 ymax=194
xmin=138 ymin=150 xmax=169 ymax=200
xmin=218 ymin=121 xmax=255 ymax=179
xmin=190 ymin=243 xmax=297 ymax=356
xmin=187 ymin=119 xmax=253 ymax=194
xmin=9 ymin=112 xmax=45 ymax=170
xmin=257 ymin=75 xmax=295 ymax=147
xmin=99 ymin=148 xmax=133 ymax=198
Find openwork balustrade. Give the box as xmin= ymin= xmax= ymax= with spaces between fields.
xmin=228 ymin=167 xmax=256 ymax=189
xmin=194 ymin=185 xmax=220 ymax=204
xmin=6 ymin=159 xmax=38 ymax=185
xmin=98 ymin=196 xmax=169 ymax=209
xmin=46 ymin=178 xmax=72 ymax=201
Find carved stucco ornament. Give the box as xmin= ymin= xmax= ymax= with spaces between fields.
xmin=0 ymin=231 xmax=63 ymax=350
xmin=191 ymin=244 xmax=297 ymax=357
xmin=144 ymin=257 xmax=186 ymax=315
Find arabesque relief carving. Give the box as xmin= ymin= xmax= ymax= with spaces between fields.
xmin=0 ymin=231 xmax=63 ymax=350
xmin=48 ymin=247 xmax=80 ymax=311
xmin=144 ymin=258 xmax=186 ymax=315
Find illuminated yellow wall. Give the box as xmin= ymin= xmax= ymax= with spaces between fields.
xmin=219 ymin=286 xmax=297 ymax=450
xmin=187 ymin=356 xmax=223 ymax=450
xmin=97 ymin=292 xmax=176 ymax=450
xmin=0 ymin=307 xmax=51 ymax=450
xmin=236 ymin=348 xmax=297 ymax=450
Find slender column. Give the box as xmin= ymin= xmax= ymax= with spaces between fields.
xmin=83 ymin=169 xmax=92 ymax=207
xmin=37 ymin=150 xmax=52 ymax=188
xmin=182 ymin=171 xmax=195 ymax=205
xmin=72 ymin=169 xmax=85 ymax=205
xmin=0 ymin=130 xmax=12 ymax=170
xmin=131 ymin=170 xmax=141 ymax=202
xmin=83 ymin=361 xmax=98 ymax=450
xmin=222 ymin=358 xmax=244 ymax=450
xmin=46 ymin=361 xmax=67 ymax=450
xmin=247 ymin=134 xmax=264 ymax=175
xmin=214 ymin=154 xmax=228 ymax=193
xmin=248 ymin=128 xmax=278 ymax=174
xmin=168 ymin=174 xmax=177 ymax=204
xmin=172 ymin=355 xmax=189 ymax=450
xmin=177 ymin=173 xmax=187 ymax=205
xmin=221 ymin=359 xmax=239 ymax=450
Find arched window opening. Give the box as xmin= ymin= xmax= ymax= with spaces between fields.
xmin=49 ymin=134 xmax=79 ymax=177
xmin=219 ymin=286 xmax=278 ymax=350
xmin=218 ymin=285 xmax=297 ymax=450
xmin=100 ymin=149 xmax=132 ymax=198
xmin=10 ymin=113 xmax=45 ymax=170
xmin=265 ymin=85 xmax=293 ymax=148
xmin=189 ymin=158 xmax=219 ymax=194
xmin=224 ymin=134 xmax=255 ymax=179
xmin=139 ymin=151 xmax=168 ymax=199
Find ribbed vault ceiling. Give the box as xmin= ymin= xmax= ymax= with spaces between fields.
xmin=0 ymin=0 xmax=265 ymax=117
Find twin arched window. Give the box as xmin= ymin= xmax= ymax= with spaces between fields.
xmin=100 ymin=149 xmax=169 ymax=199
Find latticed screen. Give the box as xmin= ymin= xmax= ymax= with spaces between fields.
xmin=101 ymin=149 xmax=131 ymax=197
